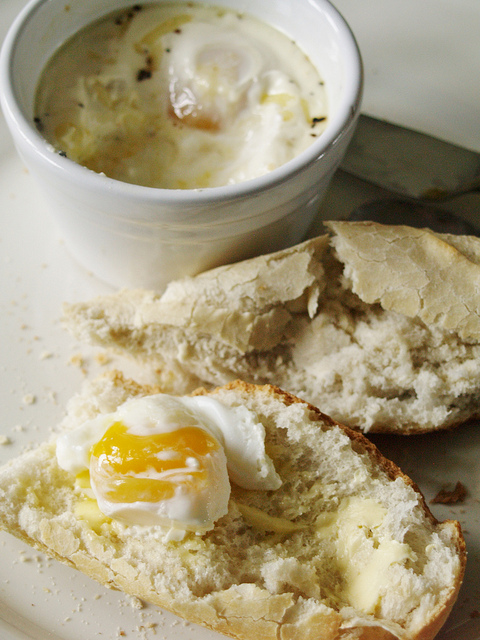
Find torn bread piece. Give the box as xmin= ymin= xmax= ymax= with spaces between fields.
xmin=0 ymin=373 xmax=466 ymax=640
xmin=63 ymin=221 xmax=480 ymax=433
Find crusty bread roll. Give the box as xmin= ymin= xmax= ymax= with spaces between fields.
xmin=63 ymin=221 xmax=480 ymax=433
xmin=0 ymin=372 xmax=466 ymax=640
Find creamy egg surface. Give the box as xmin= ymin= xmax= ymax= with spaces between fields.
xmin=35 ymin=2 xmax=328 ymax=188
xmin=56 ymin=394 xmax=281 ymax=534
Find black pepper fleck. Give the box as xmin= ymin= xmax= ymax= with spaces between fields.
xmin=33 ymin=116 xmax=44 ymax=132
xmin=136 ymin=53 xmax=154 ymax=81
xmin=114 ymin=4 xmax=142 ymax=25
xmin=137 ymin=68 xmax=152 ymax=81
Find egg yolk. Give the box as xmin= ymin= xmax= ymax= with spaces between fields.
xmin=89 ymin=421 xmax=221 ymax=504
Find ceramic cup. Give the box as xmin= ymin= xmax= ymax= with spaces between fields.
xmin=0 ymin=0 xmax=363 ymax=289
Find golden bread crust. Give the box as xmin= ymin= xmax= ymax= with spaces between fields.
xmin=63 ymin=222 xmax=480 ymax=434
xmin=0 ymin=373 xmax=466 ymax=640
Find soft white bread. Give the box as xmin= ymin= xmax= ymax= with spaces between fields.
xmin=0 ymin=373 xmax=466 ymax=640
xmin=63 ymin=221 xmax=480 ymax=433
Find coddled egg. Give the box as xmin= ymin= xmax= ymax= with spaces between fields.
xmin=56 ymin=393 xmax=281 ymax=533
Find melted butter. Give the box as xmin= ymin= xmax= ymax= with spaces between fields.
xmin=74 ymin=497 xmax=111 ymax=534
xmin=75 ymin=468 xmax=93 ymax=492
xmin=235 ymin=501 xmax=306 ymax=534
xmin=316 ymin=497 xmax=415 ymax=613
xmin=74 ymin=471 xmax=111 ymax=533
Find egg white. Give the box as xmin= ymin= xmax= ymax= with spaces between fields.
xmin=167 ymin=21 xmax=268 ymax=129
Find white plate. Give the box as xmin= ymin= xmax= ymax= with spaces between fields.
xmin=1 ymin=1 xmax=480 ymax=639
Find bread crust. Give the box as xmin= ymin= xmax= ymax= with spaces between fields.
xmin=327 ymin=221 xmax=480 ymax=340
xmin=63 ymin=222 xmax=480 ymax=434
xmin=0 ymin=373 xmax=466 ymax=640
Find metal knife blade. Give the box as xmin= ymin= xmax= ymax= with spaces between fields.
xmin=340 ymin=114 xmax=480 ymax=201
xmin=348 ymin=198 xmax=480 ymax=236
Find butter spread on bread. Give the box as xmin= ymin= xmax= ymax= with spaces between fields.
xmin=64 ymin=221 xmax=480 ymax=433
xmin=0 ymin=374 xmax=466 ymax=639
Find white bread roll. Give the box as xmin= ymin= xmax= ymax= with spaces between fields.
xmin=63 ymin=221 xmax=480 ymax=433
xmin=0 ymin=373 xmax=466 ymax=640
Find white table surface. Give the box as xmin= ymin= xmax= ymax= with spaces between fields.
xmin=1 ymin=1 xmax=479 ymax=638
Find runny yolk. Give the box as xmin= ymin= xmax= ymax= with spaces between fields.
xmin=89 ymin=421 xmax=221 ymax=504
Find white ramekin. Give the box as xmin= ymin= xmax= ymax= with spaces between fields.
xmin=0 ymin=0 xmax=362 ymax=289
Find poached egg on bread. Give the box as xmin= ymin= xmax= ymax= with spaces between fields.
xmin=56 ymin=393 xmax=281 ymax=534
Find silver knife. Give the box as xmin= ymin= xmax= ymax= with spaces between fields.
xmin=340 ymin=114 xmax=480 ymax=201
